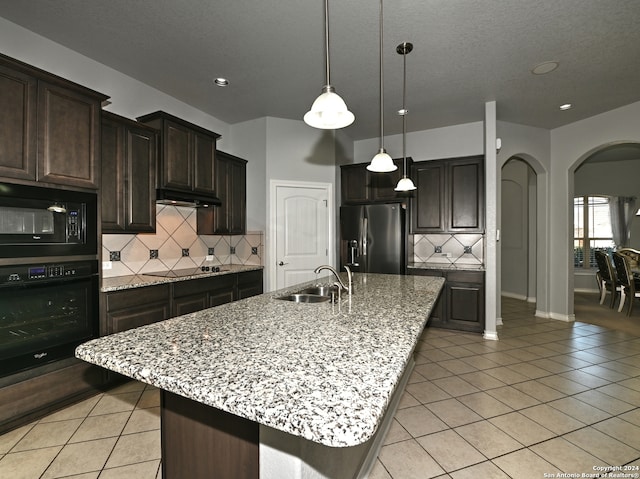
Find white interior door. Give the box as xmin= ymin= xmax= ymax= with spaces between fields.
xmin=272 ymin=182 xmax=332 ymax=291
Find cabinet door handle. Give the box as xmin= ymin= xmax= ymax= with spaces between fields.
xmin=278 ymin=261 xmax=289 ymax=266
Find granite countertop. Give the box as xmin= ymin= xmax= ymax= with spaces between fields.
xmin=408 ymin=261 xmax=485 ymax=271
xmin=101 ymin=264 xmax=263 ymax=292
xmin=77 ymin=273 xmax=444 ymax=448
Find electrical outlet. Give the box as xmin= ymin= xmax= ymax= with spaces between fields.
xmin=102 ymin=261 xmax=113 ymax=270
xmin=109 ymin=251 xmax=121 ymax=261
xmin=208 ymin=247 xmax=215 ymax=255
xmin=182 ymin=248 xmax=190 ymax=257
xmin=230 ymin=246 xmax=236 ymax=255
xmin=205 ymin=255 xmax=214 ymax=261
xmin=440 ymin=252 xmax=452 ymax=258
xmin=434 ymin=246 xmax=442 ymax=253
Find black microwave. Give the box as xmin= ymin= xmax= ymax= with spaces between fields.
xmin=0 ymin=182 xmax=97 ymax=258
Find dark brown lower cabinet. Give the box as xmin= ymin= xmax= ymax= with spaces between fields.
xmin=409 ymin=268 xmax=485 ymax=333
xmin=237 ymin=269 xmax=264 ymax=300
xmin=172 ymin=274 xmax=236 ymax=316
xmin=161 ymin=391 xmax=259 ymax=479
xmin=102 ymin=283 xmax=172 ymax=335
xmin=104 ymin=270 xmax=263 ymax=332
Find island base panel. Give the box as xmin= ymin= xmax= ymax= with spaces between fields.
xmin=161 ymin=391 xmax=259 ymax=479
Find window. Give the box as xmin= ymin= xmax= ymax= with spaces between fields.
xmin=574 ymin=196 xmax=615 ymax=268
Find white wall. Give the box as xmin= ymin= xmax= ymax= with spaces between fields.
xmin=265 ymin=118 xmax=337 ymax=184
xmin=353 ymin=122 xmax=484 ymax=164
xmin=228 ymin=118 xmax=268 ymax=232
xmin=550 ymin=100 xmax=640 ymax=319
xmin=496 ymin=121 xmax=550 ymax=319
xmin=501 ymin=160 xmax=530 ymax=300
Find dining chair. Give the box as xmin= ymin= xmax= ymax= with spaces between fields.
xmin=594 ymin=250 xmax=621 ymax=309
xmin=612 ymin=252 xmax=640 ymax=316
xmin=617 ymin=248 xmax=640 ymax=268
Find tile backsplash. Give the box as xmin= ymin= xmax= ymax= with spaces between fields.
xmin=102 ymin=204 xmax=263 ymax=278
xmin=410 ymin=233 xmax=484 ymax=266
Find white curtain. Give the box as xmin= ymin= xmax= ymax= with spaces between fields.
xmin=609 ymin=196 xmax=636 ymax=248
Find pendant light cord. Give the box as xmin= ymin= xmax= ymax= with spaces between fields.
xmin=402 ymin=46 xmax=407 ymax=177
xmin=379 ymin=0 xmax=385 ymax=151
xmin=324 ymin=0 xmax=331 ymax=86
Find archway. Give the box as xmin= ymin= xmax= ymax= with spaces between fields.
xmin=501 ymin=158 xmax=537 ymax=303
xmin=497 ymin=152 xmax=549 ymax=325
xmin=569 ymin=141 xmax=640 ymax=312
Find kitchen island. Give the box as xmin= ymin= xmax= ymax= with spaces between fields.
xmin=76 ymin=272 xmax=444 ymax=479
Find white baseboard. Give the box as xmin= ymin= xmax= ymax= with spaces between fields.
xmin=549 ymin=312 xmax=576 ymax=322
xmin=483 ymin=330 xmax=499 ymax=341
xmin=535 ymin=310 xmax=550 ymax=318
xmin=496 ymin=317 xmax=503 ymax=326
xmin=574 ymin=288 xmax=599 ymax=294
xmin=527 ymin=296 xmax=536 ymax=303
xmin=501 ymin=291 xmax=527 ymax=301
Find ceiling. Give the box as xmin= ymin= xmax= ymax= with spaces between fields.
xmin=1 ymin=0 xmax=640 ymax=141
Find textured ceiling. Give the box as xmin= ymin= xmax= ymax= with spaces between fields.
xmin=1 ymin=0 xmax=639 ymax=140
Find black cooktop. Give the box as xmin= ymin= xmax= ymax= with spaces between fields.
xmin=144 ymin=266 xmax=226 ymax=278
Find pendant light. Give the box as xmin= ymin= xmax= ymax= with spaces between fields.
xmin=304 ymin=0 xmax=355 ymax=129
xmin=367 ymin=0 xmax=397 ymax=172
xmin=394 ymin=42 xmax=417 ymax=192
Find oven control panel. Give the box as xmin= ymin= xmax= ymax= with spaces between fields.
xmin=0 ymin=260 xmax=98 ymax=285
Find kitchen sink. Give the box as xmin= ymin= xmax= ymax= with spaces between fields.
xmin=277 ymin=293 xmax=331 ymax=303
xmin=276 ymin=284 xmax=340 ymax=303
xmin=297 ymin=285 xmax=340 ymax=296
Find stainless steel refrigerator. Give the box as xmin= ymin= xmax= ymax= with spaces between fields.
xmin=340 ymin=204 xmax=406 ymax=274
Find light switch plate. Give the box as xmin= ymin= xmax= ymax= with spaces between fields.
xmin=102 ymin=261 xmax=113 ymax=270
xmin=205 ymin=255 xmax=214 ymax=261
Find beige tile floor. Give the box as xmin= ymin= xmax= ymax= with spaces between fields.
xmin=1 ymin=296 xmax=640 ymax=478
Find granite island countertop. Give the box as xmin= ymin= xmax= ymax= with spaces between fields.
xmin=77 ymin=272 xmax=444 ymax=448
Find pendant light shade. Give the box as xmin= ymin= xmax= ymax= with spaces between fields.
xmin=369 ymin=148 xmax=395 ymax=172
xmin=304 ymin=0 xmax=354 ymax=130
xmin=394 ymin=41 xmax=417 ymax=191
xmin=395 ymin=177 xmax=417 ymax=191
xmin=367 ymin=0 xmax=397 ymax=173
xmin=304 ymin=86 xmax=354 ymax=129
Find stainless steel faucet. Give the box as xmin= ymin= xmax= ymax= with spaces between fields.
xmin=314 ymin=264 xmax=353 ymax=295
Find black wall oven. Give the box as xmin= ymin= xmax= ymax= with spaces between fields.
xmin=0 ymin=182 xmax=97 ymax=258
xmin=0 ymin=260 xmax=98 ymax=377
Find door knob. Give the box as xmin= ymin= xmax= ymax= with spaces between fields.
xmin=278 ymin=261 xmax=289 ymax=266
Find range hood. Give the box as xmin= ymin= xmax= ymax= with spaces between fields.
xmin=156 ymin=189 xmax=222 ymax=208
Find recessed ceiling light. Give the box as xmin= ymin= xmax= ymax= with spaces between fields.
xmin=213 ymin=78 xmax=229 ymax=87
xmin=531 ymin=61 xmax=559 ymax=75
xmin=559 ymin=103 xmax=572 ymax=111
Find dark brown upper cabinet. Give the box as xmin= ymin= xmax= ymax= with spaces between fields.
xmin=340 ymin=158 xmax=410 ymax=205
xmin=101 ymin=111 xmax=158 ymax=233
xmin=198 ymin=151 xmax=247 ymax=235
xmin=411 ymin=155 xmax=484 ymax=234
xmin=136 ymin=111 xmax=220 ymax=195
xmin=0 ymin=53 xmax=108 ymax=189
